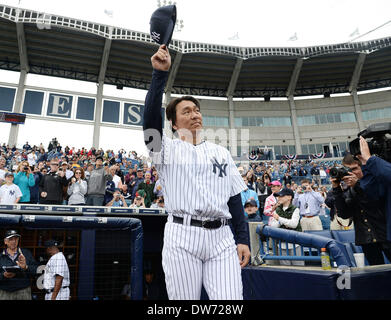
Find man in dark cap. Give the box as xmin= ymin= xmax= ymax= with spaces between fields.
xmin=43 ymin=239 xmax=70 ymax=300
xmin=0 ymin=230 xmax=38 ymax=300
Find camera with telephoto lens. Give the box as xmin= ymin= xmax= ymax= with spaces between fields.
xmin=23 ymin=166 xmax=29 ymax=171
xmin=329 ymin=167 xmax=352 ymax=181
xmin=348 ymin=122 xmax=391 ymax=163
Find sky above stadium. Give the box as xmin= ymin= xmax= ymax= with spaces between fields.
xmin=0 ymin=0 xmax=391 ymax=155
xmin=2 ymin=0 xmax=391 ymax=47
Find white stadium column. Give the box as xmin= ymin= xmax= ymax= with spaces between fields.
xmin=8 ymin=15 xmax=29 ymax=148
xmin=288 ymin=95 xmax=302 ymax=155
xmin=93 ymin=37 xmax=112 ymax=148
xmin=226 ymin=58 xmax=243 ymax=155
xmin=349 ymin=53 xmax=366 ymax=132
xmin=286 ymin=58 xmax=304 ymax=155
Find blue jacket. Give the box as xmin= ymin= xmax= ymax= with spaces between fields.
xmin=360 ymin=156 xmax=391 ymax=241
xmin=14 ymin=172 xmax=35 ymax=203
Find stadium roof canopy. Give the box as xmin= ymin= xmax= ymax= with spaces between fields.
xmin=1 ymin=4 xmax=391 ymax=98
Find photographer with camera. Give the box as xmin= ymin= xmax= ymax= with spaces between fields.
xmin=14 ymin=161 xmax=35 ymax=204
xmin=293 ymin=179 xmax=324 ymax=231
xmin=356 ymin=136 xmax=391 ymax=243
xmin=331 ymin=151 xmax=391 ymax=265
xmin=105 ymin=189 xmax=128 ymax=208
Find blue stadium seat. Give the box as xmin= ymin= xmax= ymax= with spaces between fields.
xmin=304 ymin=230 xmax=333 ymax=239
xmin=331 ymin=229 xmax=355 ymax=243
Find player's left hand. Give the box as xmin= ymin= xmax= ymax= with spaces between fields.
xmin=237 ymin=244 xmax=250 ymax=268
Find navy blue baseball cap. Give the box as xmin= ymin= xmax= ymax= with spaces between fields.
xmin=150 ymin=4 xmax=177 ymax=45
xmin=244 ymin=199 xmax=258 ymax=207
xmin=274 ymin=188 xmax=294 ymax=198
xmin=44 ymin=239 xmax=59 ymax=248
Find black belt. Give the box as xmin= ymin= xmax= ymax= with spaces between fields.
xmin=172 ymin=216 xmax=227 ymax=229
xmin=45 ymin=286 xmax=69 ymax=293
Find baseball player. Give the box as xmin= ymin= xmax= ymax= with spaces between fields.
xmin=143 ymin=44 xmax=251 ymax=300
xmin=43 ymin=240 xmax=70 ymax=300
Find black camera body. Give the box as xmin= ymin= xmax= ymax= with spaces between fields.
xmin=329 ymin=167 xmax=351 ymax=181
xmin=349 ymin=122 xmax=391 ymax=163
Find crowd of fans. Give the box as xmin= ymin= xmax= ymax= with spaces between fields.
xmin=0 ymin=139 xmax=342 ymax=224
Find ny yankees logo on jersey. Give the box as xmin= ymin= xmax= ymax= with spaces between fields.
xmin=9 ymin=190 xmax=15 ymax=196
xmin=211 ymin=157 xmax=228 ymax=178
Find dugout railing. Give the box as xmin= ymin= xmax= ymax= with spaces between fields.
xmin=0 ymin=208 xmax=145 ymax=300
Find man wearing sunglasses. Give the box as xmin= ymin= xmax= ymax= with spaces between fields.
xmin=39 ymin=161 xmax=68 ymax=205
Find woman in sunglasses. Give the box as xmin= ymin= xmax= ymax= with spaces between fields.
xmin=67 ymin=168 xmax=87 ymax=206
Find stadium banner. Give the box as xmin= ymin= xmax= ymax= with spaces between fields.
xmin=19 ymin=87 xmax=165 ymax=128
xmin=46 ymin=93 xmax=73 ymax=118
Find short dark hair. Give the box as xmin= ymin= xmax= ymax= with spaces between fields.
xmin=342 ymin=153 xmax=361 ymax=166
xmin=166 ymin=96 xmax=201 ymax=133
xmin=301 ymin=179 xmax=310 ymax=185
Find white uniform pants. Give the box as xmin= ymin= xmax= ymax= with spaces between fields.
xmin=162 ymin=216 xmax=243 ymax=300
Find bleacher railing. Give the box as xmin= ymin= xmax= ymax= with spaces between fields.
xmin=256 ymin=224 xmax=354 ymax=267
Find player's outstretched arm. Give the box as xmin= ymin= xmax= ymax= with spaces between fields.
xmin=143 ymin=45 xmax=171 ymax=151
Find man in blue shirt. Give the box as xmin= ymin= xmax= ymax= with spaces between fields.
xmin=293 ymin=179 xmax=325 ymax=231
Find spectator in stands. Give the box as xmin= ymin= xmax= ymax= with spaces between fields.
xmin=29 ymin=165 xmax=42 ymax=204
xmin=241 ymin=174 xmax=260 ymax=209
xmin=67 ymin=168 xmax=87 ymax=206
xmin=255 ymin=173 xmax=271 ymax=219
xmin=105 ymin=189 xmax=128 ymax=207
xmin=137 ymin=171 xmax=155 ymax=208
xmin=0 ymin=157 xmax=7 ymax=185
xmin=243 ymin=199 xmax=260 ymax=221
xmin=319 ymin=166 xmax=327 ymax=185
xmin=326 ymin=186 xmax=353 ymax=231
xmin=37 ymin=148 xmax=47 ymax=163
xmin=22 ymin=142 xmax=31 ymax=151
xmin=130 ymin=169 xmax=144 ymax=201
xmin=293 ymin=179 xmax=324 ymax=231
xmin=246 ymin=171 xmax=256 ymax=190
xmin=332 ymin=153 xmax=391 ymax=265
xmin=26 ymin=150 xmax=37 ymax=168
xmin=120 ymin=184 xmax=132 ymax=202
xmin=153 ymin=173 xmax=163 ymax=199
xmin=0 ymin=173 xmax=22 ymax=204
xmin=268 ymin=188 xmax=304 ymax=266
xmin=39 ymin=160 xmax=68 ymax=205
xmin=130 ymin=194 xmax=145 ymax=209
xmin=0 ymin=230 xmax=39 ymax=300
xmin=109 ymin=165 xmax=123 ymax=189
xmin=61 ymin=162 xmax=74 ymax=180
xmin=103 ymin=179 xmax=116 ymax=206
xmin=85 ymin=156 xmax=112 ymax=206
xmin=310 ymin=163 xmax=321 ymax=186
xmin=14 ymin=161 xmax=35 ymax=204
xmin=283 ymin=171 xmax=292 ymax=186
xmin=269 ymin=188 xmax=301 ymax=231
xmin=85 ymin=163 xmax=94 ymax=180
xmin=263 ymin=181 xmax=282 ymax=224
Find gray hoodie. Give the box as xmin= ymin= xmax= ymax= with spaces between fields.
xmin=86 ymin=167 xmax=112 ymax=196
xmin=67 ymin=180 xmax=88 ymax=205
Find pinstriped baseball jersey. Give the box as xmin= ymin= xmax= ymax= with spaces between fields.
xmin=151 ymin=134 xmax=247 ymax=219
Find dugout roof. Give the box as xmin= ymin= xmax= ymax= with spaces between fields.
xmin=1 ymin=4 xmax=391 ymax=98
